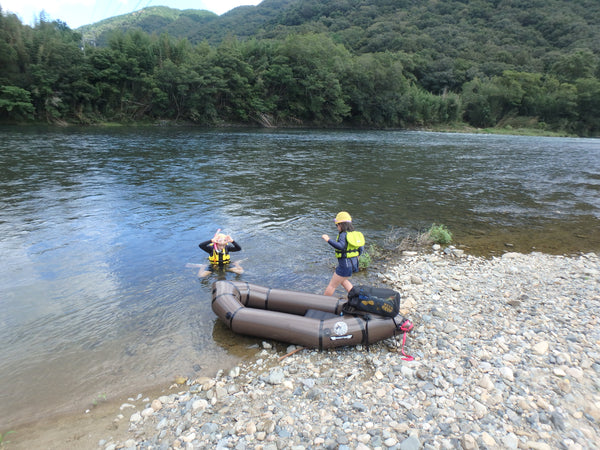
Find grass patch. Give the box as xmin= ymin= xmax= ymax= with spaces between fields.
xmin=359 ymin=243 xmax=381 ymax=269
xmin=382 ymin=226 xmax=435 ymax=252
xmin=0 ymin=431 xmax=15 ymax=447
xmin=426 ymin=223 xmax=453 ymax=245
xmin=379 ymin=224 xmax=453 ymax=254
xmin=92 ymin=392 xmax=107 ymax=407
xmin=355 ymin=224 xmax=454 ymax=270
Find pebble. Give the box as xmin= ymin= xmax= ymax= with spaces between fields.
xmin=100 ymin=251 xmax=600 ymax=449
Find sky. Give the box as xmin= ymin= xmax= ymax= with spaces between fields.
xmin=1 ymin=0 xmax=263 ymax=29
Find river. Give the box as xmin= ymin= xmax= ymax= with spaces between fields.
xmin=1 ymin=126 xmax=598 ymax=428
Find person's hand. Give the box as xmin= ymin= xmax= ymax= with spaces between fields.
xmin=322 ymin=234 xmax=330 ymax=242
xmin=226 ymin=235 xmax=234 ymax=243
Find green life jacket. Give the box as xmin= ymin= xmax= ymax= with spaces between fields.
xmin=335 ymin=231 xmax=365 ymax=259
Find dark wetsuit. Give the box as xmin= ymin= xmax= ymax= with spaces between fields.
xmin=199 ymin=240 xmax=241 ymax=266
xmin=326 ymin=231 xmax=363 ymax=277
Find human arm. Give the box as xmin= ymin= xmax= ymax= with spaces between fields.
xmin=322 ymin=232 xmax=346 ymax=251
xmin=198 ymin=240 xmax=214 ymax=254
xmin=226 ymin=240 xmax=242 ymax=252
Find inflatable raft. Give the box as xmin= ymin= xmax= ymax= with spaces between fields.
xmin=211 ymin=280 xmax=410 ymax=350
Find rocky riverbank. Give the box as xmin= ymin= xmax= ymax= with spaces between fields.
xmin=46 ymin=250 xmax=600 ymax=449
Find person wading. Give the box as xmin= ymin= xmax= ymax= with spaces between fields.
xmin=321 ymin=211 xmax=364 ymax=296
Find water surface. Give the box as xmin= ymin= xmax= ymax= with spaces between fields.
xmin=1 ymin=127 xmax=598 ymax=428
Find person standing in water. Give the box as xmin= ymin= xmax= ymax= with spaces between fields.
xmin=197 ymin=230 xmax=243 ymax=278
xmin=321 ymin=211 xmax=364 ymax=296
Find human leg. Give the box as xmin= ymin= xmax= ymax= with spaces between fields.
xmin=341 ymin=279 xmax=353 ymax=292
xmin=340 ymin=257 xmax=359 ymax=292
xmin=325 ymin=259 xmax=353 ymax=296
xmin=324 ymin=273 xmax=349 ymax=296
xmin=197 ymin=264 xmax=211 ymax=278
xmin=228 ymin=260 xmax=244 ymax=274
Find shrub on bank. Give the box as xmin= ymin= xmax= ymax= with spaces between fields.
xmin=427 ymin=223 xmax=453 ymax=245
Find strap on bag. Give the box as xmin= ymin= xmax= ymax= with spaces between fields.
xmin=395 ymin=318 xmax=414 ymax=361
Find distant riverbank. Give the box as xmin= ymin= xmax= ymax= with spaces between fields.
xmin=2 ymin=120 xmax=583 ymax=138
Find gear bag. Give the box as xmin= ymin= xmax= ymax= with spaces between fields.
xmin=344 ymin=285 xmax=400 ymax=318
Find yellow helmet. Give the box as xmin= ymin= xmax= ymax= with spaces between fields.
xmin=334 ymin=211 xmax=352 ymax=223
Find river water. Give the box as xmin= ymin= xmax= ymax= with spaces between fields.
xmin=1 ymin=126 xmax=598 ymax=428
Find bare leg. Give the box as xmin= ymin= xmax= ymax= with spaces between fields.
xmin=324 ymin=273 xmax=349 ymax=296
xmin=228 ymin=261 xmax=244 ymax=275
xmin=341 ymin=279 xmax=353 ymax=292
xmin=197 ymin=265 xmax=211 ymax=278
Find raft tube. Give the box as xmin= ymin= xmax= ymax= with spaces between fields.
xmin=211 ymin=280 xmax=408 ymax=349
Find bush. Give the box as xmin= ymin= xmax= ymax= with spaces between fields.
xmin=359 ymin=243 xmax=380 ymax=269
xmin=427 ymin=223 xmax=453 ymax=245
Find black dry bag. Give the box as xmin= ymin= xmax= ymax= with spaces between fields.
xmin=344 ymin=285 xmax=400 ymax=318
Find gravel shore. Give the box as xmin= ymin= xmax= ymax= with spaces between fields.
xmin=99 ymin=250 xmax=600 ymax=450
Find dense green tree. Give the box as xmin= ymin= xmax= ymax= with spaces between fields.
xmin=0 ymin=10 xmax=29 ymax=86
xmin=26 ymin=19 xmax=86 ymax=121
xmin=277 ymin=33 xmax=350 ymax=123
xmin=153 ymin=33 xmax=192 ymax=66
xmin=0 ymin=85 xmax=35 ymax=120
xmin=210 ymin=39 xmax=259 ymax=121
xmin=575 ymin=77 xmax=600 ymax=133
xmin=153 ymin=59 xmax=196 ymax=120
xmin=85 ymin=30 xmax=158 ymax=119
xmin=86 ymin=47 xmax=123 ymax=117
xmin=187 ymin=44 xmax=228 ymax=123
xmin=550 ymin=49 xmax=598 ymax=82
xmin=461 ymin=76 xmax=519 ymax=128
xmin=341 ymin=52 xmax=408 ymax=125
xmin=0 ymin=1 xmax=599 ymax=134
xmin=420 ymin=57 xmax=468 ymax=94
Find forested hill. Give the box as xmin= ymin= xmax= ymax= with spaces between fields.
xmin=81 ymin=0 xmax=600 ymax=63
xmin=77 ymin=0 xmax=600 ymax=114
xmin=1 ymin=0 xmax=599 ymax=135
xmin=77 ymin=6 xmax=218 ymax=46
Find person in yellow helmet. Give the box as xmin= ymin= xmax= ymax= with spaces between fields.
xmin=196 ymin=229 xmax=243 ymax=278
xmin=321 ymin=211 xmax=364 ymax=296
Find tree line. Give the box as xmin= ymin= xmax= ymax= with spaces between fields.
xmin=0 ymin=10 xmax=598 ymax=135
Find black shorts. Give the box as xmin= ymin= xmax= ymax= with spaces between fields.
xmin=335 ymin=257 xmax=359 ymax=277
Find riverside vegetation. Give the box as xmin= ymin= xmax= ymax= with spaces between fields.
xmin=1 ymin=0 xmax=599 ymax=136
xmin=358 ymin=223 xmax=452 ymax=271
